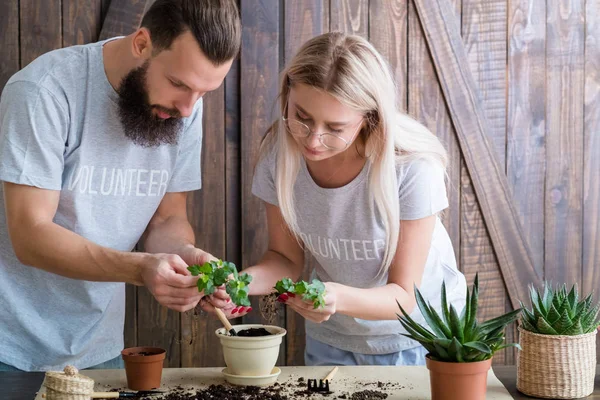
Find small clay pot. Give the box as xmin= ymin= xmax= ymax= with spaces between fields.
xmin=121 ymin=347 xmax=166 ymax=390
xmin=426 ymin=355 xmax=492 ymax=400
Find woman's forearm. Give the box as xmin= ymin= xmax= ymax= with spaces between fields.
xmin=245 ymin=250 xmax=304 ymax=295
xmin=334 ymin=282 xmax=417 ymax=320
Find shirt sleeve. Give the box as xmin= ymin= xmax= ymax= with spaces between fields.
xmin=251 ymin=148 xmax=279 ymax=206
xmin=167 ymin=98 xmax=203 ymax=192
xmin=0 ymin=81 xmax=69 ymax=190
xmin=398 ymin=158 xmax=449 ymax=220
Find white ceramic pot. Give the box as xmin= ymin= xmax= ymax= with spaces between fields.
xmin=215 ymin=324 xmax=287 ymax=376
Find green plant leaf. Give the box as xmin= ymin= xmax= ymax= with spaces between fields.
xmin=200 ymin=262 xmax=214 ymax=275
xmin=582 ymin=303 xmax=600 ymax=332
xmin=441 ymin=281 xmax=451 ymax=326
xmin=552 ymin=309 xmax=573 ymax=334
xmin=563 ymin=318 xmax=584 ymax=335
xmin=479 ymin=308 xmax=522 ymax=334
xmin=396 ymin=300 xmax=436 ymax=340
xmin=463 ymin=341 xmax=491 ymax=354
xmin=519 ymin=317 xmax=537 ymax=333
xmin=567 ymin=283 xmax=578 ymax=311
xmin=204 ymin=280 xmax=215 ymax=295
xmin=467 ymin=275 xmax=479 ymax=336
xmin=546 ymin=303 xmax=561 ymax=325
xmin=495 ymin=342 xmax=522 ymax=352
xmin=274 ymin=278 xmax=294 ymax=294
xmin=449 ymin=337 xmax=464 ymax=362
xmin=398 ymin=318 xmax=434 ymax=345
xmin=294 ymin=281 xmax=309 ymax=295
xmin=187 ymin=264 xmax=202 ymax=276
xmin=542 ymin=282 xmax=553 ymax=312
xmin=536 ymin=317 xmax=559 ymax=335
xmin=433 ymin=341 xmax=451 ymax=361
xmin=414 ymin=285 xmax=451 ymax=338
xmin=449 ymin=305 xmax=464 ymax=342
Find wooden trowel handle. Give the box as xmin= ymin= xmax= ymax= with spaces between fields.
xmin=90 ymin=393 xmax=120 ymax=398
xmin=42 ymin=393 xmax=120 ymax=399
xmin=214 ymin=307 xmax=236 ymax=335
xmin=324 ymin=366 xmax=339 ymax=382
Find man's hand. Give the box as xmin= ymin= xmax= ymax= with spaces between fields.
xmin=176 ymin=244 xmax=217 ymax=267
xmin=141 ymin=253 xmax=204 ymax=312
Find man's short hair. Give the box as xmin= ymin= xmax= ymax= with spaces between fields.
xmin=141 ymin=0 xmax=241 ymax=65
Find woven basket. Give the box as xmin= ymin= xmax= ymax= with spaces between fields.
xmin=44 ymin=365 xmax=94 ymax=400
xmin=517 ymin=326 xmax=597 ymax=399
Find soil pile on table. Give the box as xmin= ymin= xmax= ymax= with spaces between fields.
xmin=140 ymin=382 xmax=391 ymax=400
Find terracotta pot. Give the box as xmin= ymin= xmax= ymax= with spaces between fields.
xmin=215 ymin=324 xmax=286 ymax=376
xmin=121 ymin=346 xmax=166 ymax=390
xmin=426 ymin=355 xmax=492 ymax=400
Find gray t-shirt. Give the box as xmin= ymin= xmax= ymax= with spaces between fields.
xmin=252 ymin=149 xmax=466 ymax=355
xmin=0 ymin=38 xmax=203 ymax=371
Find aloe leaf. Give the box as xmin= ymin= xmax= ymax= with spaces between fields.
xmin=449 ymin=305 xmax=464 ymax=342
xmin=546 ymin=303 xmax=561 ymax=325
xmin=433 ymin=341 xmax=451 ymax=361
xmin=552 ymin=309 xmax=573 ymax=334
xmin=520 ymin=301 xmax=536 ymax=324
xmin=398 ymin=319 xmax=434 ymax=345
xmin=396 ymin=300 xmax=436 ymax=339
xmin=582 ymin=303 xmax=600 ymax=332
xmin=563 ymin=318 xmax=584 ymax=335
xmin=495 ymin=342 xmax=522 ymax=351
xmin=542 ymin=283 xmax=552 ymax=312
xmin=461 ymin=290 xmax=471 ymax=336
xmin=519 ymin=317 xmax=537 ymax=332
xmin=414 ymin=287 xmax=452 ymax=338
xmin=449 ymin=338 xmax=464 ymax=362
xmin=479 ymin=308 xmax=522 ymax=334
xmin=529 ymin=286 xmax=546 ymax=318
xmin=536 ymin=317 xmax=559 ymax=335
xmin=567 ymin=284 xmax=578 ymax=310
xmin=441 ymin=281 xmax=451 ymax=326
xmin=464 ymin=341 xmax=491 ymax=354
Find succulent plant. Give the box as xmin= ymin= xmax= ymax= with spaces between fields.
xmin=397 ymin=273 xmax=521 ymax=362
xmin=520 ymin=282 xmax=600 ymax=335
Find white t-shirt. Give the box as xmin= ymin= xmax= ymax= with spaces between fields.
xmin=252 ymin=149 xmax=466 ymax=354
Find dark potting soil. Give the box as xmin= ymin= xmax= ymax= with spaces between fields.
xmin=138 ymin=383 xmax=391 ymax=400
xmin=140 ymin=384 xmax=288 ymax=400
xmin=128 ymin=351 xmax=160 ymax=356
xmin=236 ymin=327 xmax=272 ymax=337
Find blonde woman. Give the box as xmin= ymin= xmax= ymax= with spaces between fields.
xmin=238 ymin=32 xmax=467 ymax=366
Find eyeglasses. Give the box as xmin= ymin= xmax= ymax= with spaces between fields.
xmin=282 ymin=113 xmax=363 ymax=151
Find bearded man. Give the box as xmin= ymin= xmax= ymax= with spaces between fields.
xmin=0 ymin=0 xmax=241 ymax=371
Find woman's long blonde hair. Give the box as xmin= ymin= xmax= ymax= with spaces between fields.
xmin=258 ymin=32 xmax=448 ymax=278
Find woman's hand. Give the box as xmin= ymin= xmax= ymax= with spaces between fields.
xmin=197 ymin=287 xmax=252 ymax=319
xmin=280 ymin=282 xmax=338 ymax=323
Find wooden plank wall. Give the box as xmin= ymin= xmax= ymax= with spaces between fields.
xmin=0 ymin=0 xmax=598 ymax=367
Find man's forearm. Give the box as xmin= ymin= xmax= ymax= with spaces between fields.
xmin=142 ymin=215 xmax=195 ymax=255
xmin=13 ymin=221 xmax=149 ymax=285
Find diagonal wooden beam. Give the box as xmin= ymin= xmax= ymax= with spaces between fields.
xmin=413 ymin=0 xmax=542 ymax=309
xmin=99 ymin=0 xmax=151 ymax=40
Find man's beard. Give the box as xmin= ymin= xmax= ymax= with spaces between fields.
xmin=117 ymin=61 xmax=183 ymax=147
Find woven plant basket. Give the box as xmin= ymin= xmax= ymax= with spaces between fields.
xmin=517 ymin=326 xmax=597 ymax=399
xmin=44 ymin=365 xmax=94 ymax=400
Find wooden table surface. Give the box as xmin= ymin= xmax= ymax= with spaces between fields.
xmin=2 ymin=365 xmax=599 ymax=400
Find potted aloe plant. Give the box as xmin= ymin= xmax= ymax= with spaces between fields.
xmin=517 ymin=282 xmax=600 ymax=399
xmin=397 ymin=274 xmax=521 ymax=400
